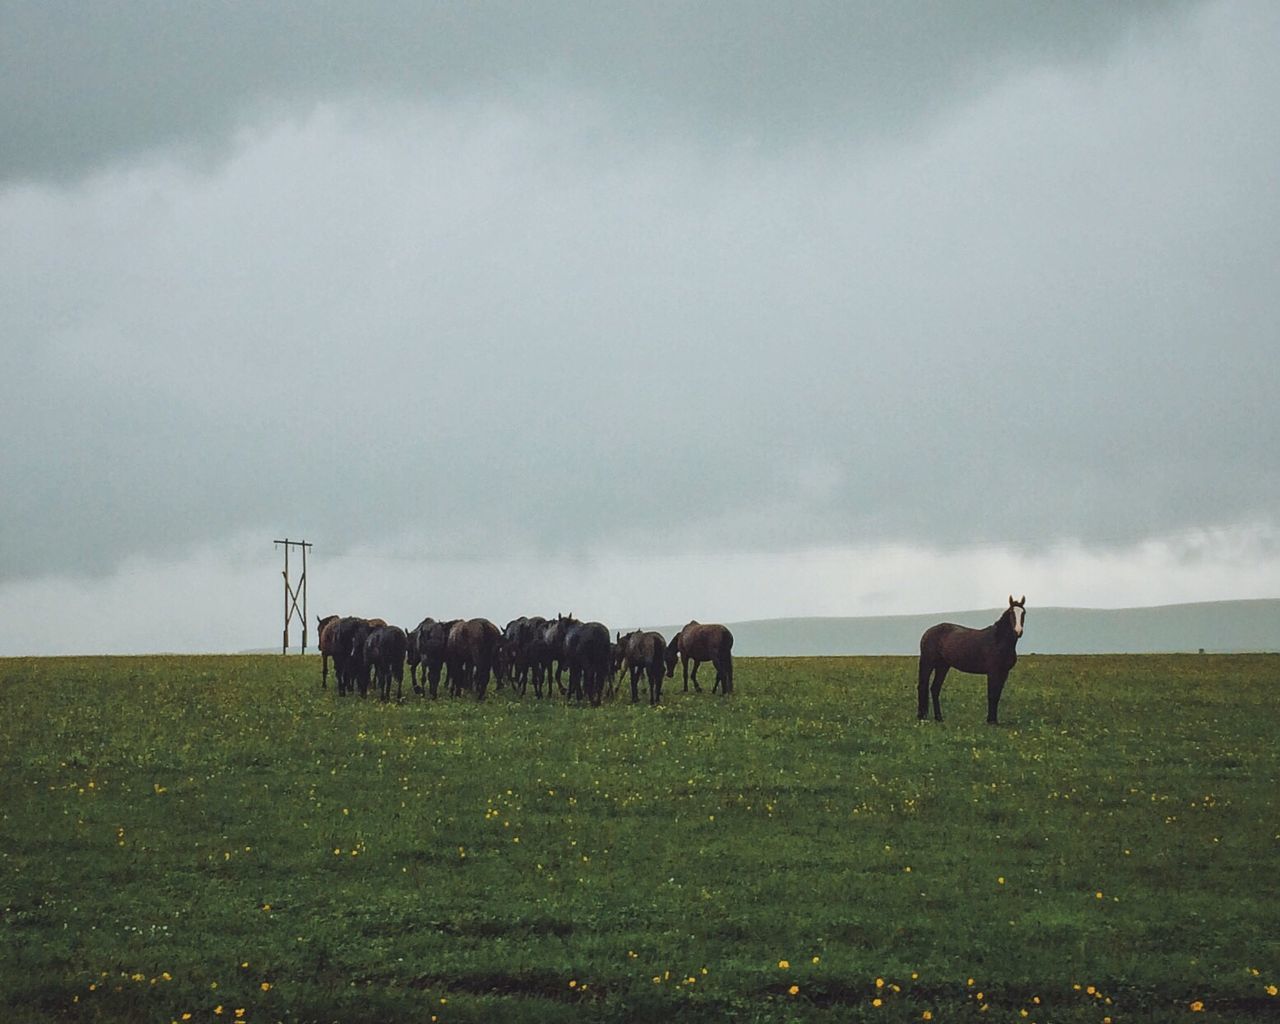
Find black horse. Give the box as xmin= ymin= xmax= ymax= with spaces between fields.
xmin=619 ymin=629 xmax=667 ymax=705
xmin=408 ymin=618 xmax=457 ymax=698
xmin=365 ymin=625 xmax=408 ymax=702
xmin=503 ymin=615 xmax=548 ymax=696
xmin=519 ymin=617 xmax=559 ymax=699
xmin=330 ymin=616 xmax=369 ymax=696
xmin=542 ymin=614 xmax=578 ymax=696
xmin=917 ymin=596 xmax=1026 ymax=724
xmin=562 ymin=620 xmax=612 ymax=706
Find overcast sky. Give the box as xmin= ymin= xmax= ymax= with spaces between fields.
xmin=2 ymin=1 xmax=1277 ymax=654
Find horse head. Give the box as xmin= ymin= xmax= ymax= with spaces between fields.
xmin=664 ymin=629 xmax=683 ymax=676
xmin=1007 ymin=595 xmax=1026 ymax=638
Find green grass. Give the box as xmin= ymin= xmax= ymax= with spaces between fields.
xmin=1 ymin=654 xmax=1277 ymax=1023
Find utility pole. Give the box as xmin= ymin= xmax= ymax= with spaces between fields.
xmin=274 ymin=538 xmax=312 ymax=654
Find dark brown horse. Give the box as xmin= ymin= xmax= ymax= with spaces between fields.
xmin=410 ymin=618 xmax=458 ymax=698
xmin=619 ymin=629 xmax=668 ymax=705
xmin=918 ymin=596 xmax=1026 ymax=724
xmin=316 ymin=614 xmax=340 ymax=688
xmin=666 ymin=621 xmax=734 ymax=695
xmin=562 ymin=620 xmax=612 ymax=706
xmin=446 ymin=618 xmax=502 ymax=700
xmin=364 ymin=624 xmax=408 ymax=702
xmin=542 ymin=613 xmax=578 ymax=696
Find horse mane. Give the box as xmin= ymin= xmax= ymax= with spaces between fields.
xmin=992 ymin=605 xmax=1018 ymax=642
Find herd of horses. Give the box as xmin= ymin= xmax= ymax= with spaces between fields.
xmin=314 ymin=596 xmax=1027 ymax=723
xmin=315 ymin=613 xmax=734 ymax=707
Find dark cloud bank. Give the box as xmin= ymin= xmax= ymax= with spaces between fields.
xmin=3 ymin=0 xmax=1277 ymax=588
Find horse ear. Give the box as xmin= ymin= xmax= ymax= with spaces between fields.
xmin=1009 ymin=595 xmax=1015 ymax=606
xmin=1019 ymin=595 xmax=1026 ymax=606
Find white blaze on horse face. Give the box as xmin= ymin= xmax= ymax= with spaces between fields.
xmin=1011 ymin=604 xmax=1025 ymax=637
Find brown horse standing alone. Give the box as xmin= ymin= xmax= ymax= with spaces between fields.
xmin=667 ymin=621 xmax=734 ymax=695
xmin=918 ymin=596 xmax=1026 ymax=724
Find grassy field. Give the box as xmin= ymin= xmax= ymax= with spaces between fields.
xmin=1 ymin=653 xmax=1277 ymax=1023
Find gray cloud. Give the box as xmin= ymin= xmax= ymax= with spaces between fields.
xmin=2 ymin=0 xmax=1277 ymax=595
xmin=3 ymin=1 xmax=1194 ymax=183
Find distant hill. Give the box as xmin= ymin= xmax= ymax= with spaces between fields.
xmin=645 ymin=599 xmax=1280 ymax=656
xmin=250 ymin=600 xmax=1279 ymax=656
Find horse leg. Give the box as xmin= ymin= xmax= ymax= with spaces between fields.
xmin=630 ymin=666 xmax=641 ymax=704
xmin=987 ymin=671 xmax=1007 ymax=725
xmin=930 ymin=665 xmax=948 ymax=721
xmin=321 ymin=654 xmax=328 ymax=689
xmin=917 ymin=658 xmax=932 ymax=719
xmin=690 ymin=659 xmax=702 ymax=693
xmin=712 ymin=653 xmax=731 ymax=694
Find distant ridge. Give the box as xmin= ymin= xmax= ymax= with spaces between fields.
xmin=244 ymin=600 xmax=1279 ymax=656
xmin=646 ymin=599 xmax=1280 ymax=656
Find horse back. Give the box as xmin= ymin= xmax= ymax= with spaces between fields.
xmin=921 ymin=622 xmax=1007 ymax=675
xmin=683 ymin=623 xmax=733 ymax=661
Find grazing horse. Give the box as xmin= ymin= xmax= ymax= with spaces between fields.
xmin=520 ymin=617 xmax=559 ymax=699
xmin=666 ymin=621 xmax=734 ymax=695
xmin=494 ymin=619 xmax=524 ymax=686
xmin=412 ymin=618 xmax=458 ymax=698
xmin=918 ymin=596 xmax=1026 ymax=724
xmin=562 ymin=620 xmax=612 ymax=706
xmin=316 ymin=614 xmax=340 ymax=688
xmin=328 ymin=616 xmax=389 ymax=697
xmin=499 ymin=615 xmax=546 ymax=696
xmin=619 ymin=629 xmax=668 ymax=705
xmin=542 ymin=613 xmax=578 ymax=695
xmin=446 ymin=618 xmax=502 ymax=700
xmin=330 ymin=616 xmax=367 ymax=696
xmin=365 ymin=625 xmax=408 ymax=702
xmin=405 ymin=619 xmax=425 ymax=691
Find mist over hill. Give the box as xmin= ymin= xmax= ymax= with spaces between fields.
xmin=255 ymin=600 xmax=1279 ymax=656
xmin=647 ymin=599 xmax=1280 ymax=656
